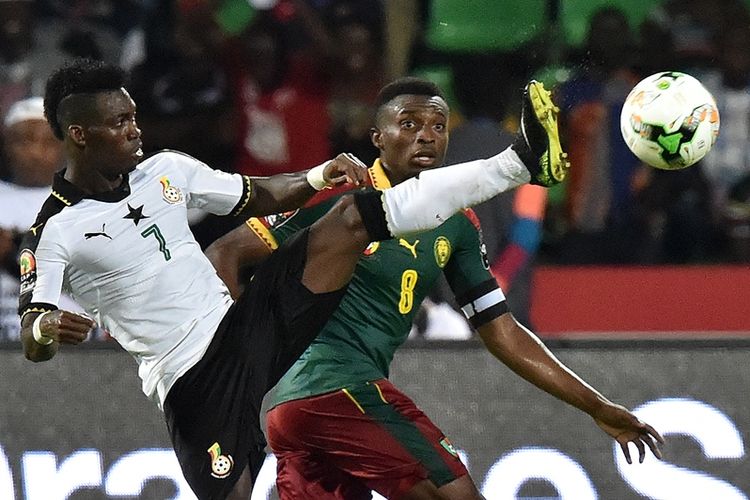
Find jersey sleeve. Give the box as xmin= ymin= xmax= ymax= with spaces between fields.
xmin=246 ymin=197 xmax=338 ymax=251
xmin=173 ymin=153 xmax=249 ymax=216
xmin=18 ymin=222 xmax=67 ymax=319
xmin=443 ymin=210 xmax=509 ymax=328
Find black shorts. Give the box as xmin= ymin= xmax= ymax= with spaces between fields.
xmin=164 ymin=228 xmax=348 ymax=499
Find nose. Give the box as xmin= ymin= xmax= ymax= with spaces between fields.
xmin=127 ymin=119 xmax=141 ymax=139
xmin=416 ymin=125 xmax=436 ymax=144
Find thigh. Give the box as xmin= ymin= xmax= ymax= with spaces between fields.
xmin=238 ymin=228 xmax=349 ymax=392
xmin=164 ymin=327 xmax=266 ymax=500
xmin=267 ymin=381 xmax=469 ymax=499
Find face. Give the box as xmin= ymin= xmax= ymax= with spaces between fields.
xmin=74 ymin=89 xmax=143 ymax=180
xmin=3 ymin=119 xmax=63 ymax=187
xmin=0 ymin=1 xmax=33 ymax=60
xmin=371 ymin=94 xmax=449 ymax=184
xmin=336 ymin=22 xmax=377 ymax=74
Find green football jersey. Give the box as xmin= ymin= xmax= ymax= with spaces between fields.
xmin=250 ymin=161 xmax=500 ymax=406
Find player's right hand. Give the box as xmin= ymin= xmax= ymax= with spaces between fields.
xmin=593 ymin=402 xmax=664 ymax=464
xmin=324 ymin=153 xmax=368 ymax=187
xmin=39 ymin=310 xmax=96 ymax=344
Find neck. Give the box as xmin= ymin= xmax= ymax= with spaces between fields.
xmin=64 ymin=163 xmax=124 ymax=194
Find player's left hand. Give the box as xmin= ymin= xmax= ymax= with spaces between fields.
xmin=324 ymin=153 xmax=368 ymax=187
xmin=593 ymin=402 xmax=664 ymax=464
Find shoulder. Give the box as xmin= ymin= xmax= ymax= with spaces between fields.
xmin=137 ymin=149 xmax=204 ymax=172
xmin=30 ymin=194 xmax=69 ymax=232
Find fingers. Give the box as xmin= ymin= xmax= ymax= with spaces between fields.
xmin=634 ymin=437 xmax=646 ymax=463
xmin=644 ymin=433 xmax=663 ymax=460
xmin=618 ymin=428 xmax=664 ymax=464
xmin=620 ymin=441 xmax=632 ymax=464
xmin=644 ymin=422 xmax=665 ymax=444
xmin=343 ymin=152 xmax=367 ymax=169
xmin=328 ymin=153 xmax=367 ymax=186
xmin=45 ymin=311 xmax=95 ymax=344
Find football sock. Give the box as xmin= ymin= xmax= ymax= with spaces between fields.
xmin=382 ymin=147 xmax=531 ymax=236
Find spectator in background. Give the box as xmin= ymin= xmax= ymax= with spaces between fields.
xmin=700 ymin=19 xmax=750 ymax=221
xmin=128 ymin=1 xmax=237 ymax=247
xmin=556 ymin=7 xmax=646 ymax=264
xmin=642 ymin=0 xmax=749 ymax=75
xmin=129 ymin=2 xmax=234 ymax=171
xmin=324 ymin=0 xmax=385 ymax=165
xmin=0 ymin=0 xmax=123 ymax=103
xmin=229 ymin=9 xmax=332 ymax=176
xmin=425 ymin=56 xmax=546 ymax=330
xmin=0 ymin=97 xmax=79 ymax=340
xmin=0 ymin=0 xmax=36 ymax=129
xmin=228 ymin=0 xmax=387 ymax=176
xmin=723 ymin=174 xmax=750 ymax=262
xmin=0 ymin=0 xmax=124 ymax=181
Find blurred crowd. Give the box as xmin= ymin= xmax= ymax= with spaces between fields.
xmin=1 ymin=0 xmax=749 ymax=342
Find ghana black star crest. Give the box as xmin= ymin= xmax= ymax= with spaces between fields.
xmin=123 ymin=203 xmax=150 ymax=226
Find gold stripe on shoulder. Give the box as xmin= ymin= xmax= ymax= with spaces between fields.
xmin=51 ymin=190 xmax=72 ymax=206
xmin=232 ymin=176 xmax=254 ymax=216
xmin=246 ymin=218 xmax=278 ymax=250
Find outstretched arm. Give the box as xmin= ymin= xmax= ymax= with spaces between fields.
xmin=477 ymin=313 xmax=664 ymax=464
xmin=245 ymin=153 xmax=366 ymax=216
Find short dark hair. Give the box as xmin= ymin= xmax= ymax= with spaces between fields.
xmin=44 ymin=58 xmax=126 ymax=139
xmin=375 ymin=77 xmax=445 ymax=109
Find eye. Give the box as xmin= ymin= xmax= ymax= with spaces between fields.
xmin=400 ymin=120 xmax=415 ymax=129
xmin=434 ymin=123 xmax=446 ymax=132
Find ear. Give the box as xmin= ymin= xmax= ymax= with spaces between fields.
xmin=370 ymin=127 xmax=382 ymax=150
xmin=67 ymin=125 xmax=85 ymax=147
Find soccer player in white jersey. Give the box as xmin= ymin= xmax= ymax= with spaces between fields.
xmin=19 ymin=59 xmax=574 ymax=499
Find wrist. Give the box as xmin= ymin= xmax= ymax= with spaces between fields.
xmin=306 ymin=161 xmax=332 ymax=191
xmin=32 ymin=312 xmax=53 ymax=345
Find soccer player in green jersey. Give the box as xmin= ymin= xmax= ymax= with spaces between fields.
xmin=207 ymin=77 xmax=663 ymax=499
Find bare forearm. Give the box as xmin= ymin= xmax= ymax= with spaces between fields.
xmin=246 ymin=171 xmax=318 ymax=216
xmin=478 ymin=315 xmax=609 ymax=416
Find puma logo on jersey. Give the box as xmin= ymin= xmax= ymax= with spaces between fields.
xmin=207 ymin=442 xmax=234 ymax=479
xmin=399 ymin=239 xmax=419 ymax=258
xmin=84 ymin=224 xmax=112 ymax=240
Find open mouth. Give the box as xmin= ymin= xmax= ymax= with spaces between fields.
xmin=412 ymin=151 xmax=437 ymax=166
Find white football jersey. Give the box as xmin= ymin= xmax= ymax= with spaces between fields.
xmin=19 ymin=151 xmax=254 ymax=409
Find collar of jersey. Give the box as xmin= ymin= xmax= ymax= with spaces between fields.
xmin=51 ymin=169 xmax=132 ymax=206
xmin=368 ymin=159 xmax=392 ymax=191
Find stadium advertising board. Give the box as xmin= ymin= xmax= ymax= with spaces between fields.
xmin=0 ymin=343 xmax=747 ymax=499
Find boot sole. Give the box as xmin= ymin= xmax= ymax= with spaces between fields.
xmin=527 ymin=81 xmax=570 ymax=183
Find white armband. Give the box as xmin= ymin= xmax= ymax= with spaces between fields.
xmin=306 ymin=161 xmax=332 ymax=190
xmin=32 ymin=312 xmax=54 ymax=345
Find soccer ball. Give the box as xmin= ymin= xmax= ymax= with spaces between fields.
xmin=620 ymin=71 xmax=720 ymax=170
